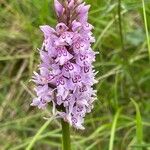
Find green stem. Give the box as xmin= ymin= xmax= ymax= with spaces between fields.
xmin=26 ymin=118 xmax=53 ymax=150
xmin=61 ymin=119 xmax=71 ymax=150
xmin=118 ymin=0 xmax=125 ymax=51
xmin=141 ymin=0 xmax=150 ymax=60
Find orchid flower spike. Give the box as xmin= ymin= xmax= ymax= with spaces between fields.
xmin=31 ymin=0 xmax=97 ymax=130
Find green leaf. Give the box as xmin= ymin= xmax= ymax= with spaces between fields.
xmin=131 ymin=98 xmax=143 ymax=149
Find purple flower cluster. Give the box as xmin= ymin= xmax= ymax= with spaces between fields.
xmin=31 ymin=0 xmax=97 ymax=129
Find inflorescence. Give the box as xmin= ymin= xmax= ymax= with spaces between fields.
xmin=31 ymin=0 xmax=97 ymax=129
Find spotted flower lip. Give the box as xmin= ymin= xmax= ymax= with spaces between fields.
xmin=31 ymin=0 xmax=97 ymax=130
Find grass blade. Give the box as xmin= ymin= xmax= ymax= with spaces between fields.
xmin=109 ymin=109 xmax=121 ymax=150
xmin=131 ymin=98 xmax=143 ymax=149
xmin=26 ymin=117 xmax=54 ymax=150
xmin=141 ymin=0 xmax=150 ymax=59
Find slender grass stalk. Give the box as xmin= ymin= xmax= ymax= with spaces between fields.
xmin=131 ymin=98 xmax=143 ymax=149
xmin=26 ymin=118 xmax=53 ymax=150
xmin=61 ymin=119 xmax=71 ymax=150
xmin=118 ymin=0 xmax=125 ymax=51
xmin=114 ymin=73 xmax=119 ymax=110
xmin=0 ymin=55 xmax=30 ymax=61
xmin=109 ymin=109 xmax=121 ymax=150
xmin=141 ymin=0 xmax=150 ymax=59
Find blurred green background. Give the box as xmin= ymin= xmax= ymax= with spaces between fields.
xmin=0 ymin=0 xmax=150 ymax=150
